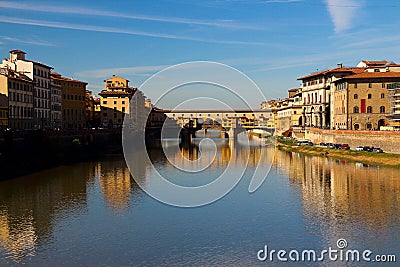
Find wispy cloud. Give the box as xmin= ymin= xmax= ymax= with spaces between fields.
xmin=75 ymin=65 xmax=169 ymax=79
xmin=326 ymin=0 xmax=363 ymax=33
xmin=0 ymin=35 xmax=55 ymax=46
xmin=264 ymin=0 xmax=303 ymax=3
xmin=0 ymin=16 xmax=264 ymax=45
xmin=0 ymin=1 xmax=261 ymax=30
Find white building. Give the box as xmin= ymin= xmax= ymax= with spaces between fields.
xmin=50 ymin=79 xmax=62 ymax=129
xmin=298 ymin=65 xmax=364 ymax=129
xmin=1 ymin=50 xmax=53 ymax=129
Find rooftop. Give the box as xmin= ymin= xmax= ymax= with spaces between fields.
xmin=297 ymin=67 xmax=363 ymax=80
xmin=51 ymin=72 xmax=88 ymax=85
xmin=337 ymin=71 xmax=400 ymax=81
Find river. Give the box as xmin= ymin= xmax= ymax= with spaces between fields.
xmin=0 ymin=140 xmax=399 ymax=266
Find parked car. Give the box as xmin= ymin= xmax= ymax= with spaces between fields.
xmin=327 ymin=143 xmax=335 ymax=149
xmin=372 ymin=147 xmax=384 ymax=153
xmin=334 ymin=144 xmax=342 ymax=149
xmin=340 ymin=144 xmax=350 ymax=150
xmin=319 ymin=142 xmax=326 ymax=146
xmin=363 ymin=146 xmax=373 ymax=152
xmin=297 ymin=140 xmax=309 ymax=146
xmin=355 ymin=146 xmax=364 ymax=151
xmin=307 ymin=141 xmax=314 ymax=146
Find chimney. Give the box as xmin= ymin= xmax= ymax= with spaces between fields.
xmin=10 ymin=49 xmax=26 ymax=62
xmin=337 ymin=62 xmax=343 ymax=68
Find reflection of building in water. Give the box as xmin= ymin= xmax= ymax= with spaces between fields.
xmin=276 ymin=150 xmax=400 ymax=235
xmin=162 ymin=139 xmax=275 ymax=174
xmin=0 ymin=163 xmax=93 ymax=262
xmin=0 ymin=210 xmax=36 ymax=262
xmin=97 ymin=157 xmax=145 ymax=213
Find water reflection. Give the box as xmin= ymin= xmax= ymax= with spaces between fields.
xmin=0 ymin=145 xmax=399 ymax=265
xmin=97 ymin=158 xmax=144 ymax=213
xmin=0 ymin=163 xmax=93 ymax=262
xmin=276 ymin=150 xmax=400 ymax=247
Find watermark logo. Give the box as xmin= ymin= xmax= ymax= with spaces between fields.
xmin=257 ymin=238 xmax=397 ymax=263
xmin=122 ymin=61 xmax=275 ymax=207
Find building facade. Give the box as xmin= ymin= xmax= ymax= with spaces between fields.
xmin=99 ymin=75 xmax=136 ymax=128
xmin=0 ymin=67 xmax=34 ymax=130
xmin=51 ymin=72 xmax=87 ymax=129
xmin=298 ymin=66 xmax=364 ymax=129
xmin=50 ymin=79 xmax=62 ymax=129
xmin=1 ymin=50 xmax=52 ymax=129
xmin=334 ymin=72 xmax=400 ymax=131
xmin=387 ymin=82 xmax=400 ymax=130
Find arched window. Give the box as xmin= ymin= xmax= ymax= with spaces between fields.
xmin=380 ymin=106 xmax=385 ymax=113
xmin=368 ymin=93 xmax=372 ymax=99
xmin=354 ymin=124 xmax=360 ymax=130
xmin=367 ymin=106 xmax=373 ymax=113
xmin=381 ymin=93 xmax=385 ymax=98
xmin=353 ymin=106 xmax=359 ymax=113
xmin=354 ymin=94 xmax=358 ymax=99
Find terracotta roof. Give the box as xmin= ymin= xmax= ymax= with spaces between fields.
xmin=288 ymin=88 xmax=301 ymax=92
xmin=51 ymin=73 xmax=88 ymax=85
xmin=338 ymin=71 xmax=400 ymax=80
xmin=104 ymin=75 xmax=130 ymax=83
xmin=10 ymin=49 xmax=26 ymax=54
xmin=99 ymin=90 xmax=131 ymax=96
xmin=297 ymin=67 xmax=363 ymax=80
xmin=0 ymin=68 xmax=33 ymax=83
xmin=361 ymin=60 xmax=388 ymax=66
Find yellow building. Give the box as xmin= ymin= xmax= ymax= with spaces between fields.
xmin=51 ymin=72 xmax=87 ymax=129
xmin=99 ymin=75 xmax=136 ymax=128
xmin=0 ymin=67 xmax=34 ymax=130
xmin=0 ymin=93 xmax=8 ymax=129
xmin=276 ymin=88 xmax=303 ymax=133
xmin=334 ymin=71 xmax=400 ymax=130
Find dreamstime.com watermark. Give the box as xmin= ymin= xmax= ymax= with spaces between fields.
xmin=257 ymin=238 xmax=397 ymax=263
xmin=123 ymin=61 xmax=275 ymax=207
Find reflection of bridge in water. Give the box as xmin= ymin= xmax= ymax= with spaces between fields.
xmin=157 ymin=109 xmax=275 ymax=138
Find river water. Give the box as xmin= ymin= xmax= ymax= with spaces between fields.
xmin=0 ymin=140 xmax=399 ymax=266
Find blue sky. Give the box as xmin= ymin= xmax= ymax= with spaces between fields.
xmin=1 ymin=0 xmax=400 ymax=108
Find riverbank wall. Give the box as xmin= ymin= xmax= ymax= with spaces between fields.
xmin=0 ymin=130 xmax=122 ymax=180
xmin=306 ymin=128 xmax=400 ymax=153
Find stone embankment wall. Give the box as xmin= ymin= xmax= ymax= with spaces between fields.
xmin=0 ymin=130 xmax=122 ymax=180
xmin=306 ymin=128 xmax=400 ymax=153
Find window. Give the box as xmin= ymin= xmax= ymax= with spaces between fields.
xmin=114 ymin=101 xmax=117 ymax=104
xmin=103 ymin=113 xmax=107 ymax=117
xmin=354 ymin=94 xmax=358 ymax=99
xmin=368 ymin=83 xmax=372 ymax=88
xmin=368 ymin=94 xmax=372 ymax=99
xmin=367 ymin=106 xmax=372 ymax=113
xmin=354 ymin=124 xmax=359 ymax=130
xmin=380 ymin=106 xmax=385 ymax=113
xmin=366 ymin=123 xmax=372 ymax=130
xmin=122 ymin=101 xmax=125 ymax=104
xmin=381 ymin=93 xmax=385 ymax=98
xmin=103 ymin=101 xmax=107 ymax=104
xmin=382 ymin=83 xmax=385 ymax=88
xmin=353 ymin=106 xmax=359 ymax=113
xmin=354 ymin=83 xmax=357 ymax=88
xmin=122 ymin=107 xmax=125 ymax=113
